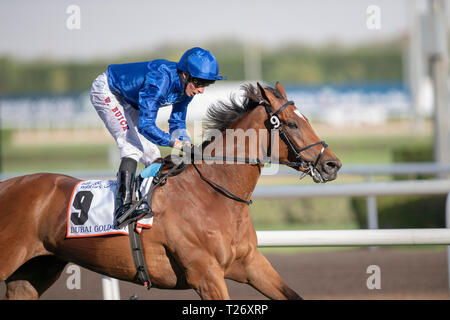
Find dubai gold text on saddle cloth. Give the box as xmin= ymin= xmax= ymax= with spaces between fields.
xmin=66 ymin=178 xmax=153 ymax=238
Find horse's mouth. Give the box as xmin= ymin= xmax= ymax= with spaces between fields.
xmin=288 ymin=163 xmax=339 ymax=183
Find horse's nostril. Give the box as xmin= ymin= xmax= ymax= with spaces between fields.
xmin=324 ymin=160 xmax=341 ymax=173
xmin=327 ymin=162 xmax=336 ymax=168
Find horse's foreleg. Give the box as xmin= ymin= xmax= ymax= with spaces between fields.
xmin=3 ymin=255 xmax=67 ymax=300
xmin=185 ymin=260 xmax=230 ymax=300
xmin=230 ymin=250 xmax=302 ymax=300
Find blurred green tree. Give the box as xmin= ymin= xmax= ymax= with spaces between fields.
xmin=0 ymin=38 xmax=404 ymax=95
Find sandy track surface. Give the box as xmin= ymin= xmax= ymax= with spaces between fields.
xmin=1 ymin=248 xmax=447 ymax=300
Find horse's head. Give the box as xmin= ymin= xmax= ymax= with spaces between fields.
xmin=257 ymin=82 xmax=341 ymax=183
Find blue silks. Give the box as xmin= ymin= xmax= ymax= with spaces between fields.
xmin=107 ymin=60 xmax=192 ymax=147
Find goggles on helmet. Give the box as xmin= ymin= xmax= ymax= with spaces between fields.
xmin=188 ymin=75 xmax=215 ymax=88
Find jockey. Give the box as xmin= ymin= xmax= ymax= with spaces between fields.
xmin=90 ymin=47 xmax=226 ymax=228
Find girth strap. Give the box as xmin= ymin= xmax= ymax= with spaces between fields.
xmin=128 ymin=221 xmax=151 ymax=290
xmin=124 ymin=161 xmax=188 ymax=289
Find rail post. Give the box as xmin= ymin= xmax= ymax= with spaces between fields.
xmin=101 ymin=275 xmax=120 ymax=300
xmin=365 ymin=175 xmax=379 ymax=230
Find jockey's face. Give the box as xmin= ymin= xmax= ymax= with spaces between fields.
xmin=185 ymin=81 xmax=206 ymax=97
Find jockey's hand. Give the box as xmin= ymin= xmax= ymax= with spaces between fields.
xmin=173 ymin=139 xmax=191 ymax=150
xmin=140 ymin=162 xmax=163 ymax=178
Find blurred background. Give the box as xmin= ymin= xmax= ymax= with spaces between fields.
xmin=1 ymin=0 xmax=450 ymax=299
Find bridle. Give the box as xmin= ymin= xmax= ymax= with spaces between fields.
xmin=259 ymin=99 xmax=328 ymax=183
xmin=184 ymin=98 xmax=329 ymax=205
xmin=191 ymin=99 xmax=329 ymax=181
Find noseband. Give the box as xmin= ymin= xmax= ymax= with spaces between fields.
xmin=259 ymin=100 xmax=328 ymax=182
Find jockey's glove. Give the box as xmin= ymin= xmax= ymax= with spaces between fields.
xmin=140 ymin=163 xmax=163 ymax=178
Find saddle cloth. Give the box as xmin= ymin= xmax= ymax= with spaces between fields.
xmin=66 ymin=178 xmax=153 ymax=238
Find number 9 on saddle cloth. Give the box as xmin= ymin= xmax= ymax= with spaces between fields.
xmin=66 ymin=171 xmax=157 ymax=238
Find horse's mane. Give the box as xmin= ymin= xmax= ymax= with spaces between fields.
xmin=160 ymin=83 xmax=284 ymax=167
xmin=203 ymin=83 xmax=284 ymax=135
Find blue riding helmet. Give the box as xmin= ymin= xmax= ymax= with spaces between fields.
xmin=177 ymin=47 xmax=227 ymax=81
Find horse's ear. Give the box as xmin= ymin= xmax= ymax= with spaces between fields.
xmin=275 ymin=81 xmax=288 ymax=100
xmin=257 ymin=82 xmax=274 ymax=104
xmin=257 ymin=82 xmax=268 ymax=102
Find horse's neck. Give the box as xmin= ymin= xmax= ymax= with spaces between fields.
xmin=199 ymin=110 xmax=267 ymax=199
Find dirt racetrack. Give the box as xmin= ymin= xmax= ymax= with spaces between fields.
xmin=1 ymin=247 xmax=448 ymax=300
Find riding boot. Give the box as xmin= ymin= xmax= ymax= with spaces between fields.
xmin=113 ymin=157 xmax=137 ymax=229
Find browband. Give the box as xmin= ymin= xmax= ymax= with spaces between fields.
xmin=273 ymin=100 xmax=294 ymax=116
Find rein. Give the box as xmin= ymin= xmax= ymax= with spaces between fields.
xmin=191 ymin=162 xmax=252 ymax=205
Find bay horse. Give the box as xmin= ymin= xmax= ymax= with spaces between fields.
xmin=0 ymin=82 xmax=341 ymax=300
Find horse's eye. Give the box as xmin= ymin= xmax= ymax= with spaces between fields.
xmin=287 ymin=122 xmax=298 ymax=129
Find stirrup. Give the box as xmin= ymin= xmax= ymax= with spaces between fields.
xmin=114 ymin=204 xmax=132 ymax=229
xmin=115 ymin=200 xmax=151 ymax=229
xmin=115 ymin=204 xmax=135 ymax=229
